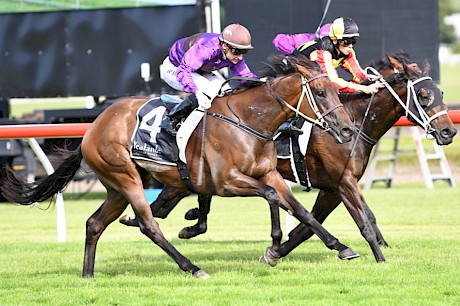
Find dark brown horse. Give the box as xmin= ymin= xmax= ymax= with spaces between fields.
xmin=123 ymin=51 xmax=457 ymax=264
xmin=1 ymin=55 xmax=357 ymax=278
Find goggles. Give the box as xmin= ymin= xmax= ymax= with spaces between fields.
xmin=339 ymin=38 xmax=358 ymax=46
xmin=228 ymin=45 xmax=249 ymax=56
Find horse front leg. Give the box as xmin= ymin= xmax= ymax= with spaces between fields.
xmin=260 ymin=180 xmax=359 ymax=264
xmin=179 ymin=195 xmax=212 ymax=239
xmin=126 ymin=187 xmax=209 ymax=278
xmin=338 ymin=178 xmax=386 ymax=262
xmin=363 ymin=202 xmax=390 ymax=247
xmin=278 ymin=189 xmax=343 ymax=258
xmin=217 ymin=171 xmax=283 ymax=267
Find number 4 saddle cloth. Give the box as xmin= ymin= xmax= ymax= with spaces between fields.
xmin=130 ymin=97 xmax=177 ymax=165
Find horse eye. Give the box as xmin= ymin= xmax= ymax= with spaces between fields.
xmin=316 ymin=90 xmax=325 ymax=97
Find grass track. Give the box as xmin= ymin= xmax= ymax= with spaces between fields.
xmin=0 ymin=185 xmax=459 ymax=305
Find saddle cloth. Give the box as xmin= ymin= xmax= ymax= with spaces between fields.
xmin=130 ymin=98 xmax=176 ymax=165
xmin=129 ymin=97 xmax=204 ymax=165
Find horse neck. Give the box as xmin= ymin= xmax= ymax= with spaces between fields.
xmin=235 ymin=76 xmax=302 ymax=134
xmin=347 ymin=83 xmax=407 ymax=142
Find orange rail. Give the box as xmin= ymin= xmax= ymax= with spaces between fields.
xmin=0 ymin=111 xmax=459 ymax=139
xmin=0 ymin=123 xmax=91 ymax=139
xmin=394 ymin=110 xmax=460 ymax=126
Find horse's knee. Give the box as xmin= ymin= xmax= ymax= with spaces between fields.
xmin=265 ymin=188 xmax=280 ymax=204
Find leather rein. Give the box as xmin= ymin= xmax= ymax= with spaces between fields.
xmin=210 ymin=74 xmax=343 ymax=141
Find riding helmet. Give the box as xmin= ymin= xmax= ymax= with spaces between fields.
xmin=219 ymin=24 xmax=254 ymax=49
xmin=329 ymin=17 xmax=360 ymax=40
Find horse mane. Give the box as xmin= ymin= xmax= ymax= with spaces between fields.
xmin=235 ymin=54 xmax=322 ymax=91
xmin=344 ymin=50 xmax=414 ymax=102
xmin=367 ymin=49 xmax=414 ymax=73
xmin=259 ymin=54 xmax=322 ymax=78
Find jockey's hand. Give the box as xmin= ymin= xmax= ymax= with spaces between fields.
xmin=196 ymin=90 xmax=212 ymax=110
xmin=358 ymin=82 xmax=385 ymax=94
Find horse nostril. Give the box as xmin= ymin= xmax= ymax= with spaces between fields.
xmin=442 ymin=128 xmax=457 ymax=138
xmin=341 ymin=126 xmax=353 ymax=138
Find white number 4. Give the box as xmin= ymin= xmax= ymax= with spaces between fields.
xmin=139 ymin=106 xmax=167 ymax=142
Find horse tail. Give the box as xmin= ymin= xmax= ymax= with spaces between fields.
xmin=0 ymin=146 xmax=84 ymax=205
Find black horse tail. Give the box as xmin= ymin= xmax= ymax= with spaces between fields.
xmin=1 ymin=146 xmax=84 ymax=205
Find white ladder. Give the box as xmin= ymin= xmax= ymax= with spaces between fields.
xmin=364 ymin=127 xmax=456 ymax=189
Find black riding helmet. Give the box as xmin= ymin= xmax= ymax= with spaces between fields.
xmin=329 ymin=17 xmax=360 ymax=44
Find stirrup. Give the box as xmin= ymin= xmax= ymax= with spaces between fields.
xmin=278 ymin=124 xmax=304 ymax=136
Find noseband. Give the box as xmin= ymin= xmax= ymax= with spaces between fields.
xmin=266 ymin=73 xmax=343 ymax=130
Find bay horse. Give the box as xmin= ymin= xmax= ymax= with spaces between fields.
xmin=123 ymin=51 xmax=457 ymax=264
xmin=0 ymin=55 xmax=357 ymax=279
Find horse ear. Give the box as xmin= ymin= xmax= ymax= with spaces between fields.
xmin=388 ymin=56 xmax=404 ymax=72
xmin=295 ymin=64 xmax=308 ymax=75
xmin=423 ymin=59 xmax=431 ymax=75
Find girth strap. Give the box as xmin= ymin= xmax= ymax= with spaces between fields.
xmin=291 ymin=135 xmax=312 ymax=191
xmin=175 ymin=160 xmax=197 ymax=193
xmin=171 ymin=140 xmax=197 ymax=193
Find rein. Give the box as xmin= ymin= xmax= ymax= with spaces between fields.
xmin=210 ymin=73 xmax=341 ymax=141
xmin=208 ymin=112 xmax=274 ymax=141
xmin=365 ymin=66 xmax=448 ymax=134
xmin=265 ymin=73 xmax=342 ymax=130
xmin=349 ymin=92 xmax=376 ymax=156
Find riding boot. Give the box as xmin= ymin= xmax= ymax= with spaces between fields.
xmin=161 ymin=94 xmax=199 ymax=136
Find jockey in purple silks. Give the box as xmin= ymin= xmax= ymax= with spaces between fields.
xmin=272 ymin=23 xmax=331 ymax=55
xmin=160 ymin=23 xmax=258 ymax=136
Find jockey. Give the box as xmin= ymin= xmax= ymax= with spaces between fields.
xmin=160 ymin=23 xmax=258 ymax=135
xmin=290 ymin=17 xmax=384 ymax=94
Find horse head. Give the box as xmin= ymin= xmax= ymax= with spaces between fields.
xmin=260 ymin=54 xmax=353 ymax=144
xmin=371 ymin=51 xmax=457 ymax=145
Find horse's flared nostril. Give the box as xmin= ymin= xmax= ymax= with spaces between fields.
xmin=442 ymin=127 xmax=457 ymax=138
xmin=341 ymin=126 xmax=353 ymax=139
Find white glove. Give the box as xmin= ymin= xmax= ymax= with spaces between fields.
xmin=196 ymin=90 xmax=212 ymax=110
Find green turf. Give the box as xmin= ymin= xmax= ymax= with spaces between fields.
xmin=0 ymin=186 xmax=459 ymax=305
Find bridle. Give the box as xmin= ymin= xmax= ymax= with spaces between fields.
xmin=211 ymin=73 xmax=344 ymax=140
xmin=266 ymin=73 xmax=343 ymax=131
xmin=365 ymin=66 xmax=447 ymax=134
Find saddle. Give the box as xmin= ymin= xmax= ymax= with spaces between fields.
xmin=160 ymin=94 xmax=182 ymax=109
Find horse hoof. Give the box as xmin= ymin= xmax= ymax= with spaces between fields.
xmin=178 ymin=227 xmax=194 ymax=239
xmin=119 ymin=214 xmax=139 ymax=227
xmin=184 ymin=208 xmax=200 ymax=220
xmin=119 ymin=214 xmax=133 ymax=225
xmin=258 ymin=248 xmax=279 ymax=267
xmin=193 ymin=270 xmax=210 ymax=279
xmin=338 ymin=248 xmax=360 ymax=260
xmin=378 ymin=240 xmax=390 ymax=248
